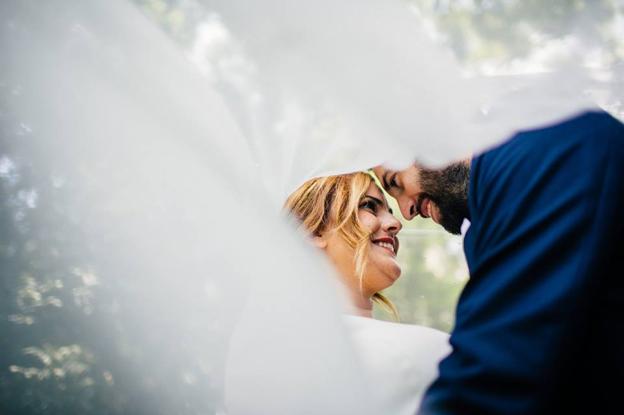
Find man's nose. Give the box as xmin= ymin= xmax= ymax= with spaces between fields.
xmin=399 ymin=197 xmax=416 ymax=220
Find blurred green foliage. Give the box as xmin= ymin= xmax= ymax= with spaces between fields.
xmin=0 ymin=86 xmax=124 ymax=412
xmin=373 ymin=198 xmax=468 ymax=333
xmin=410 ymin=0 xmax=623 ymax=68
xmin=133 ymin=0 xmax=209 ymax=45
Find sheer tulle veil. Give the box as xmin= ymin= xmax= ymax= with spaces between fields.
xmin=1 ymin=0 xmax=621 ymax=413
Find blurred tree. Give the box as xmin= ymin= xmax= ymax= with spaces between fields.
xmin=0 ymin=80 xmax=125 ymax=413
xmin=133 ymin=0 xmax=209 ymax=46
xmin=410 ymin=0 xmax=623 ymax=70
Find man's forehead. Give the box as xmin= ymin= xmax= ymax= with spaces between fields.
xmin=371 ymin=166 xmax=390 ymax=184
xmin=372 ymin=164 xmax=394 ymax=176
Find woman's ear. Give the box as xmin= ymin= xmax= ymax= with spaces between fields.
xmin=312 ymin=234 xmax=328 ymax=249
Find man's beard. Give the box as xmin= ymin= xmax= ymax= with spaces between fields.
xmin=418 ymin=161 xmax=470 ymax=235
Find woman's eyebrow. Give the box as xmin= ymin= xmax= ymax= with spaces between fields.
xmin=364 ymin=195 xmax=387 ymax=208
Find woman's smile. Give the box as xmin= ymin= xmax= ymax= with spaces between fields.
xmin=371 ymin=236 xmax=398 ymax=256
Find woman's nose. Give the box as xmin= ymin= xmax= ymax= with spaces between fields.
xmin=382 ymin=212 xmax=402 ymax=235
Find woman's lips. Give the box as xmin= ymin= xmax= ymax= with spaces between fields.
xmin=372 ymin=236 xmax=398 ymax=256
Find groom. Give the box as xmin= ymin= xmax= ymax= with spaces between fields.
xmin=374 ymin=110 xmax=624 ymax=414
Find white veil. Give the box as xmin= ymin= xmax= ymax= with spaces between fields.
xmin=1 ymin=0 xmax=621 ymax=413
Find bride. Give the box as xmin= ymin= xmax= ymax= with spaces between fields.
xmin=284 ymin=172 xmax=450 ymax=414
xmin=285 ymin=172 xmax=402 ymax=318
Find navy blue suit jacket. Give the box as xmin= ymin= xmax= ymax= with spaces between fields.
xmin=419 ymin=111 xmax=624 ymax=414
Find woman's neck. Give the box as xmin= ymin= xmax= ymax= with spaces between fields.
xmin=349 ymin=292 xmax=373 ymax=318
xmin=335 ymin=278 xmax=374 ymax=318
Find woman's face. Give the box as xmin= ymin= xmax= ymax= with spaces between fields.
xmin=319 ymin=182 xmax=402 ymax=298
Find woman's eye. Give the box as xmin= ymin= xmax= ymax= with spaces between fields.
xmin=389 ymin=176 xmax=398 ymax=188
xmin=360 ymin=200 xmax=377 ymax=212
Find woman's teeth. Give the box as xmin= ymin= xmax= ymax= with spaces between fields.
xmin=375 ymin=241 xmax=395 ymax=253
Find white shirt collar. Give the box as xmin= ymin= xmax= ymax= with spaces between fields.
xmin=460 ymin=218 xmax=471 ymax=237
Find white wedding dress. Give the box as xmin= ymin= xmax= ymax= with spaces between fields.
xmin=224 ymin=312 xmax=450 ymax=415
xmin=344 ymin=316 xmax=450 ymax=415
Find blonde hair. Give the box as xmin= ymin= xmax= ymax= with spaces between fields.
xmin=284 ymin=172 xmax=399 ymax=320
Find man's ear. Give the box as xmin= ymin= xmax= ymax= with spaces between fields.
xmin=312 ymin=234 xmax=328 ymax=249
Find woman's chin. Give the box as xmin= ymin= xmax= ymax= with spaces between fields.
xmin=387 ymin=266 xmax=401 ymax=283
xmin=383 ymin=256 xmax=402 ymax=281
xmin=368 ymin=261 xmax=402 ymax=290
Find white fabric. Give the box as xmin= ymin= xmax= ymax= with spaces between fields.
xmin=2 ymin=0 xmax=621 ymax=413
xmin=461 ymin=219 xmax=471 ymax=237
xmin=343 ymin=316 xmax=451 ymax=415
xmin=224 ymin=314 xmax=450 ymax=415
xmin=196 ymin=0 xmax=621 ymax=200
xmin=2 ymin=1 xmax=381 ymax=413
